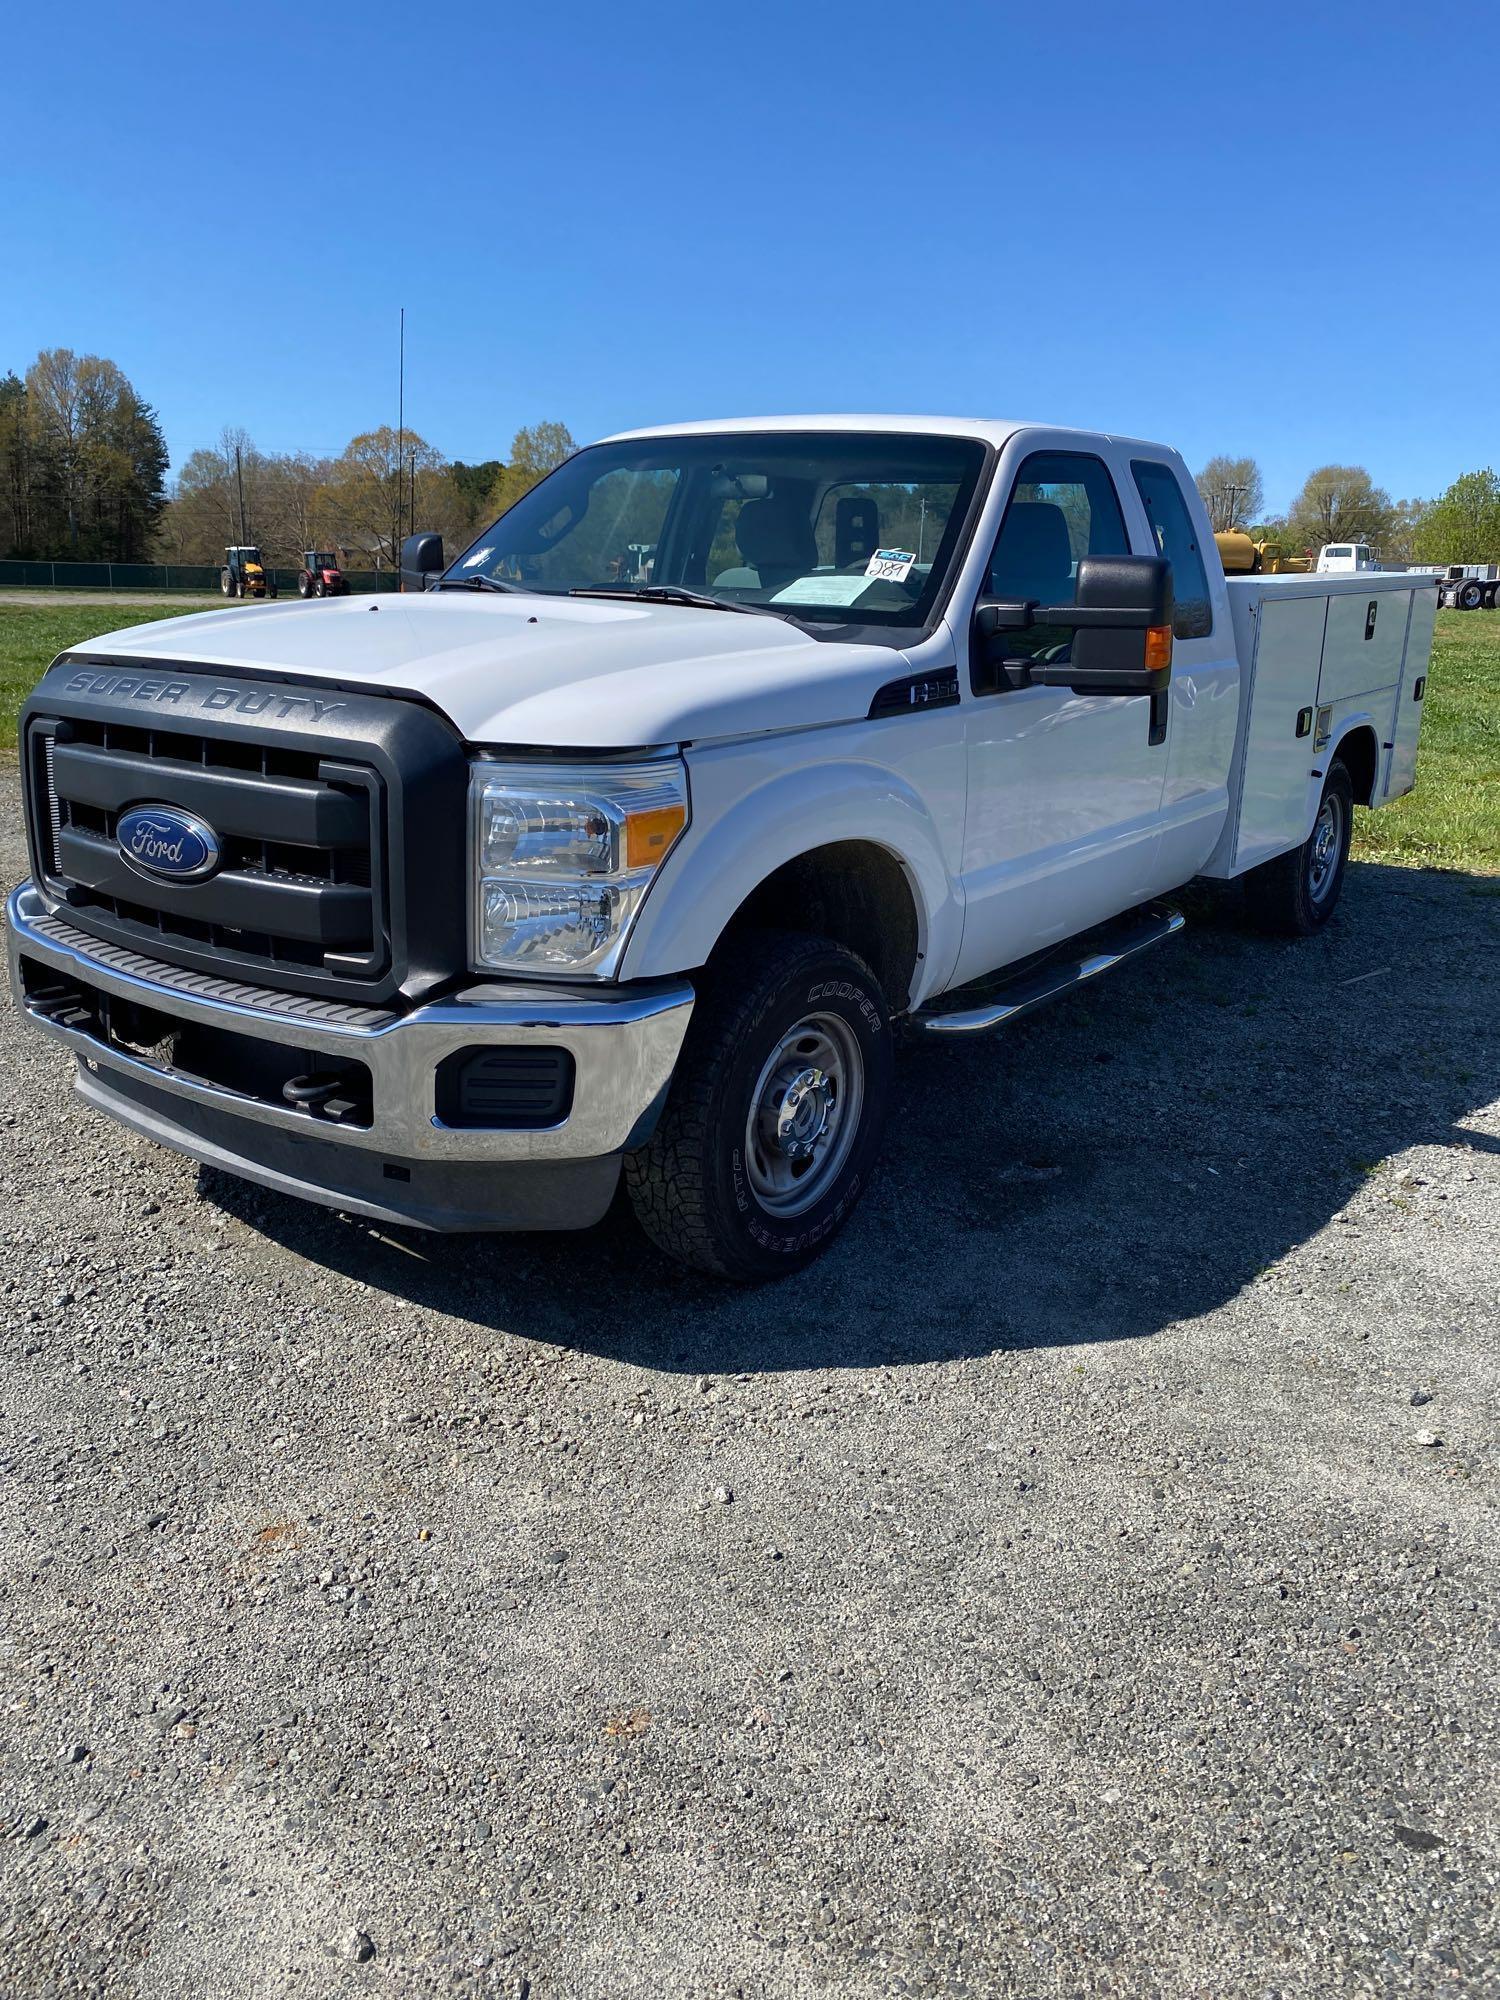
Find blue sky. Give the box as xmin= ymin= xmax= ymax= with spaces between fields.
xmin=3 ymin=0 xmax=1494 ymax=516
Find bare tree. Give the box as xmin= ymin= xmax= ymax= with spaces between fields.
xmin=1195 ymin=455 xmax=1264 ymax=533
xmin=1287 ymin=465 xmax=1394 ymax=552
xmin=322 ymin=427 xmax=448 ymax=568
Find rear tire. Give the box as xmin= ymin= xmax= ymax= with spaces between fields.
xmin=221 ymin=569 xmax=235 ymax=596
xmin=298 ymin=572 xmax=312 ymax=597
xmin=625 ymin=930 xmax=892 ymax=1280
xmin=1244 ymin=762 xmax=1354 ymax=936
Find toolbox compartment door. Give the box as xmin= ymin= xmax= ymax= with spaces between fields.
xmin=1383 ymin=587 xmax=1436 ymax=801
xmin=1232 ymin=592 xmax=1329 ymax=872
xmin=1317 ymin=589 xmax=1408 ymax=707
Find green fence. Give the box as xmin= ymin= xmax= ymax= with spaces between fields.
xmin=0 ymin=559 xmax=398 ymax=595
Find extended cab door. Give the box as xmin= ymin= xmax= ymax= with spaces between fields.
xmin=1126 ymin=458 xmax=1240 ymax=888
xmin=953 ymin=447 xmax=1170 ymax=986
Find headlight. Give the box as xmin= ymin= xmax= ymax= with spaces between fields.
xmin=469 ymin=760 xmax=688 ymax=974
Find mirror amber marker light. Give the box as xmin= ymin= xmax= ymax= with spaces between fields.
xmin=1144 ymin=626 xmax=1174 ymax=672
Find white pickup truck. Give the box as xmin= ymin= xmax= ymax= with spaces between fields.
xmin=7 ymin=418 xmax=1437 ymax=1278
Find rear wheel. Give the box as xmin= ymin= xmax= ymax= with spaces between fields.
xmin=298 ymin=572 xmax=312 ymax=597
xmin=625 ymin=930 xmax=892 ymax=1280
xmin=220 ymin=569 xmax=235 ymax=596
xmin=1244 ymin=761 xmax=1354 ymax=936
xmin=1457 ymin=579 xmax=1485 ymax=610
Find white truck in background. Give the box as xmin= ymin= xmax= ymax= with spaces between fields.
xmin=1316 ymin=542 xmax=1381 ymax=575
xmin=7 ymin=417 xmax=1437 ymax=1278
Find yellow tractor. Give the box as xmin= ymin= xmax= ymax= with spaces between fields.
xmin=1213 ymin=531 xmax=1313 ymax=576
xmin=220 ymin=546 xmax=277 ymax=599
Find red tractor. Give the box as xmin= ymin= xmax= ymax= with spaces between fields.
xmin=296 ymin=550 xmax=349 ymax=598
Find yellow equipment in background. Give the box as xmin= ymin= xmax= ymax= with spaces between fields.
xmin=1213 ymin=531 xmax=1313 ymax=576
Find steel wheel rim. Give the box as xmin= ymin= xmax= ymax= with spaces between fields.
xmin=1308 ymin=794 xmax=1344 ymax=903
xmin=744 ymin=1012 xmax=864 ymax=1216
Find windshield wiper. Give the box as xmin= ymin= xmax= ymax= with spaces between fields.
xmin=569 ymin=584 xmax=760 ymax=614
xmin=435 ymin=573 xmax=521 ymax=593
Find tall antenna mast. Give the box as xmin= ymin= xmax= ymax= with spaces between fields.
xmin=396 ymin=306 xmax=405 ymax=562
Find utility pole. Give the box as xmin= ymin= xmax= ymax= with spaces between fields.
xmin=1222 ymin=481 xmax=1247 ymax=531
xmin=235 ymin=443 xmax=247 ymax=544
xmin=396 ymin=306 xmax=405 ymax=564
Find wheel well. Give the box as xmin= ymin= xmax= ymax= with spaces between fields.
xmin=716 ymin=841 xmax=921 ymax=1011
xmin=1334 ymin=726 xmax=1379 ymax=806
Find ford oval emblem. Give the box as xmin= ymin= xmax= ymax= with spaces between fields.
xmin=117 ymin=804 xmax=222 ymax=883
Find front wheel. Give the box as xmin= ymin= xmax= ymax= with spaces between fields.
xmin=625 ymin=930 xmax=892 ymax=1280
xmin=1244 ymin=762 xmax=1354 ymax=936
xmin=1457 ymin=579 xmax=1485 ymax=610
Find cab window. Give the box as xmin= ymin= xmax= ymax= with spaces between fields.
xmin=1132 ymin=461 xmax=1213 ymax=638
xmin=984 ymin=451 xmax=1129 ymax=665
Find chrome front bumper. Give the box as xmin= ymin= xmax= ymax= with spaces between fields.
xmin=6 ymin=883 xmax=694 ymax=1230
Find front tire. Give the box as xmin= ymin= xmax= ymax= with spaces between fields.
xmin=625 ymin=930 xmax=892 ymax=1280
xmin=1457 ymin=579 xmax=1485 ymax=610
xmin=1244 ymin=762 xmax=1354 ymax=936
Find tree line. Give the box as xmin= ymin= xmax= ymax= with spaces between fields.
xmin=6 ymin=345 xmax=1499 ymax=572
xmin=0 ymin=345 xmax=576 ymax=571
xmin=157 ymin=419 xmax=576 ymax=571
xmin=1195 ymin=454 xmax=1500 ymax=564
xmin=0 ymin=350 xmax=169 ymax=561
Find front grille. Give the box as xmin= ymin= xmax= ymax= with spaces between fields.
xmin=23 ymin=658 xmax=470 ymax=1007
xmin=28 ymin=715 xmax=387 ymax=984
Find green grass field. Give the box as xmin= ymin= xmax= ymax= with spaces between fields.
xmin=0 ymin=601 xmax=222 ymax=761
xmin=1349 ymin=610 xmax=1499 ymax=873
xmin=0 ymin=598 xmax=1495 ymax=872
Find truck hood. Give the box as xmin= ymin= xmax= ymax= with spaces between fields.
xmin=76 ymin=593 xmax=916 ymax=747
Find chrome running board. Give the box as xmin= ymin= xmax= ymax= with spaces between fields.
xmin=910 ymin=901 xmax=1185 ymax=1040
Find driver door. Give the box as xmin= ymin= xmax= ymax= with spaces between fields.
xmin=953 ymin=448 xmax=1170 ymax=987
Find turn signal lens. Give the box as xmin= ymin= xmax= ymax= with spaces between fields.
xmin=625 ymin=802 xmax=687 ymax=868
xmin=1144 ymin=624 xmax=1174 ymax=672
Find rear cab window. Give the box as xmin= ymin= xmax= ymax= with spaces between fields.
xmin=1131 ymin=461 xmax=1213 ymax=638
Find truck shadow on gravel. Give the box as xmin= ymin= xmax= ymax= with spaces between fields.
xmin=203 ymin=862 xmax=1500 ymax=1373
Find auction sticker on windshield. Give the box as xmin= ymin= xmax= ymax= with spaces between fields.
xmin=865 ymin=549 xmax=916 ymax=583
xmin=770 ymin=575 xmax=875 ymax=607
xmin=462 ymin=548 xmax=495 ymax=569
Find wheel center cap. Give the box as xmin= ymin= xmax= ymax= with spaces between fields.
xmin=774 ymin=1065 xmax=831 ymax=1159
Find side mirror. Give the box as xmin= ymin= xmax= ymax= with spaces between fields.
xmin=974 ymin=554 xmax=1174 ymax=696
xmin=399 ymin=532 xmax=445 ymax=592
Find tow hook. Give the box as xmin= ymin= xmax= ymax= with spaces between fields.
xmin=282 ymin=1070 xmax=366 ymax=1123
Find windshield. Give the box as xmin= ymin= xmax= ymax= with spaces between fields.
xmin=445 ymin=430 xmax=987 ymax=630
xmin=312 ymin=552 xmax=337 ymax=568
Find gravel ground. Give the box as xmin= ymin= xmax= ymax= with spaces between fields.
xmin=1 ymin=771 xmax=1497 ymax=1999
